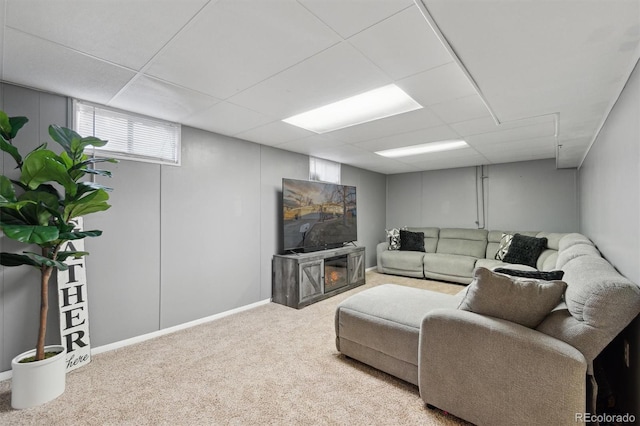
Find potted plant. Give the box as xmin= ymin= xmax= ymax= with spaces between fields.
xmin=0 ymin=109 xmax=115 ymax=409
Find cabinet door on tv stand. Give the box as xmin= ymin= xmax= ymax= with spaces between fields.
xmin=299 ymin=259 xmax=323 ymax=305
xmin=348 ymin=250 xmax=365 ymax=285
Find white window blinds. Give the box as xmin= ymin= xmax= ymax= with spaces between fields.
xmin=73 ymin=100 xmax=181 ymax=165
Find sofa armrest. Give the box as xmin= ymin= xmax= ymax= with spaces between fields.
xmin=376 ymin=242 xmax=389 ymax=273
xmin=419 ymin=309 xmax=587 ymax=426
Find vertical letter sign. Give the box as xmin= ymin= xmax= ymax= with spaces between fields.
xmin=58 ymin=217 xmax=91 ymax=372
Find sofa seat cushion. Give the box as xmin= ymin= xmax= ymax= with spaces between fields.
xmin=379 ymin=250 xmax=425 ymax=273
xmin=424 ymin=253 xmax=478 ymax=278
xmin=335 ymin=284 xmax=460 ymax=384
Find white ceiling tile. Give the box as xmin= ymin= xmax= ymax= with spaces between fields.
xmin=450 ymin=114 xmax=556 ymax=137
xmin=323 ymin=107 xmax=444 ymax=144
xmin=182 ymin=101 xmax=274 ymax=136
xmin=299 ymin=0 xmax=414 ymax=39
xmin=3 ymin=29 xmax=136 ymax=105
xmin=235 ymin=121 xmax=316 ymax=147
xmin=346 ymin=153 xmax=419 ymax=174
xmin=353 ymin=125 xmax=460 ymax=152
xmin=109 ymin=75 xmax=220 ymax=123
xmin=466 ymin=122 xmax=556 ymax=147
xmin=348 ymin=5 xmax=452 ymax=80
xmin=228 ymin=42 xmax=391 ymax=118
xmin=424 ymin=0 xmax=640 ymax=122
xmin=403 ymin=153 xmax=491 ymax=171
xmin=474 ymin=136 xmax=557 ymax=159
xmin=397 ymin=62 xmax=477 ymax=106
xmin=6 ymin=0 xmax=209 ymax=70
xmin=276 ymin=135 xmax=345 ymax=153
xmin=146 ymin=0 xmax=341 ymax=99
xmin=302 ymin=143 xmax=373 ymax=165
xmin=428 ymin=94 xmax=491 ymax=124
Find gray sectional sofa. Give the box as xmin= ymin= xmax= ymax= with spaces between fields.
xmin=338 ymin=230 xmax=640 ymax=426
xmin=377 ymin=227 xmax=560 ymax=284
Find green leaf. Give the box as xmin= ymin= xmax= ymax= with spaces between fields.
xmin=79 ymin=168 xmax=112 ymax=178
xmin=0 ymin=176 xmax=17 ymax=203
xmin=56 ymin=251 xmax=89 ymax=262
xmin=21 ymin=149 xmax=77 ymax=197
xmin=1 ymin=224 xmax=59 ymax=244
xmin=0 ymin=111 xmax=10 ymax=138
xmin=0 ymin=136 xmax=22 ymax=167
xmin=58 ymin=229 xmax=102 ymax=240
xmin=72 ymin=135 xmax=108 ymax=153
xmin=23 ymin=251 xmax=68 ymax=270
xmin=8 ymin=116 xmax=29 ymax=139
xmin=17 ymin=191 xmax=59 ymax=226
xmin=74 ymin=181 xmax=113 ymax=198
xmin=64 ymin=188 xmax=110 ymax=219
xmin=48 ymin=125 xmax=108 ymax=161
xmin=0 ymin=207 xmax=28 ymax=225
xmin=48 ymin=125 xmax=78 ymax=157
xmin=0 ymin=112 xmax=29 ymax=141
xmin=76 ymin=157 xmax=118 ymax=167
xmin=0 ymin=252 xmax=39 ymax=268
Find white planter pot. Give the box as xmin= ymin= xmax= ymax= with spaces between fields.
xmin=11 ymin=345 xmax=66 ymax=409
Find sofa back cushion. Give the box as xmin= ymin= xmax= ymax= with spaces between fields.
xmin=536 ymin=234 xmax=640 ymax=363
xmin=436 ymin=228 xmax=488 ymax=258
xmin=407 ymin=227 xmax=439 ymax=253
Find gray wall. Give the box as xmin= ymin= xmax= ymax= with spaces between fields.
xmin=0 ymin=84 xmax=387 ymax=372
xmin=342 ymin=164 xmax=387 ymax=266
xmin=0 ymin=85 xmax=68 ymax=371
xmin=386 ymin=159 xmax=579 ymax=233
xmin=579 ymin=60 xmax=640 ymax=416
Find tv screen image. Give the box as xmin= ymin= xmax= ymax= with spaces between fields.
xmin=282 ymin=178 xmax=357 ymax=252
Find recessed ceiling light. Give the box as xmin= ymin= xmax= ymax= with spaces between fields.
xmin=375 ymin=140 xmax=469 ymax=158
xmin=282 ymin=84 xmax=422 ymax=134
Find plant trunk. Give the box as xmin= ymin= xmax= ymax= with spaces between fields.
xmin=36 ymin=264 xmax=54 ymax=361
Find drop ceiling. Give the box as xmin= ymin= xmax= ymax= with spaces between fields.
xmin=1 ymin=0 xmax=639 ymax=174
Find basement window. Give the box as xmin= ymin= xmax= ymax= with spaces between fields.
xmin=309 ymin=157 xmax=340 ymax=184
xmin=73 ymin=100 xmax=181 ymax=165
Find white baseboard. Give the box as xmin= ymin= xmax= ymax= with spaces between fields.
xmin=0 ymin=298 xmax=271 ymax=381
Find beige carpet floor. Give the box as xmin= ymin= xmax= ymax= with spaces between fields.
xmin=0 ymin=271 xmax=471 ymax=425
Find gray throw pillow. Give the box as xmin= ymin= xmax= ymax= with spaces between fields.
xmin=458 ymin=267 xmax=567 ymax=328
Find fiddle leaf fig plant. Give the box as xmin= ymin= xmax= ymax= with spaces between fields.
xmin=0 ymin=110 xmax=116 ymax=362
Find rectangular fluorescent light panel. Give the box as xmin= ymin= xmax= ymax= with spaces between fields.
xmin=282 ymin=84 xmax=422 ymax=133
xmin=376 ymin=140 xmax=469 ymax=158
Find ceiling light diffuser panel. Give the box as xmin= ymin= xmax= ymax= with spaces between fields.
xmin=282 ymin=84 xmax=423 ymax=133
xmin=375 ymin=140 xmax=468 ymax=158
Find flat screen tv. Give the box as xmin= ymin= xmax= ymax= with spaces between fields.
xmin=282 ymin=178 xmax=357 ymax=253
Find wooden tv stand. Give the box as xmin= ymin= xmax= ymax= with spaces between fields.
xmin=272 ymin=245 xmax=365 ymax=309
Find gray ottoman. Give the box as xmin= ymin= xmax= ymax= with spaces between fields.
xmin=335 ymin=284 xmax=462 ymax=385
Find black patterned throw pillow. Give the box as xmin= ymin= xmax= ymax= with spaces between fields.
xmin=494 ymin=268 xmax=564 ymax=281
xmin=399 ymin=230 xmax=425 ymax=252
xmin=502 ymin=234 xmax=548 ymax=268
